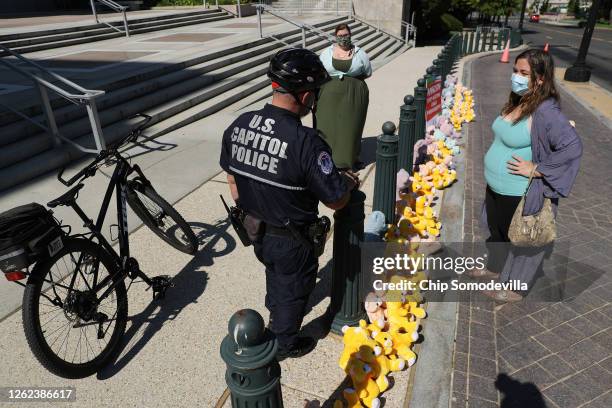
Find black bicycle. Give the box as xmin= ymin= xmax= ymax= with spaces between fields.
xmin=14 ymin=117 xmax=197 ymax=378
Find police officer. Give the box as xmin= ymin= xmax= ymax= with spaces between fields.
xmin=219 ymin=48 xmax=359 ymax=360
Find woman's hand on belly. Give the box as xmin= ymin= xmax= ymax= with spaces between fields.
xmin=507 ymin=154 xmax=542 ymax=178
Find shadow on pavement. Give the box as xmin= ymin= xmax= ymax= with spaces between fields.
xmin=97 ymin=219 xmax=235 ymax=379
xmin=301 ymin=258 xmax=334 ymax=340
xmin=495 ymin=373 xmax=546 ymax=408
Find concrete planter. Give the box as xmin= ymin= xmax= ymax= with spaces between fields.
xmin=220 ymin=3 xmax=256 ymax=17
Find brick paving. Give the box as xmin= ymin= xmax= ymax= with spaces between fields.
xmin=451 ymin=52 xmax=612 ymax=408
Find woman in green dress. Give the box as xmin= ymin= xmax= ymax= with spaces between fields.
xmin=316 ymin=24 xmax=372 ymax=170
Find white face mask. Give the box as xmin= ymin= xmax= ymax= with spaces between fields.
xmin=511 ymin=73 xmax=530 ymax=95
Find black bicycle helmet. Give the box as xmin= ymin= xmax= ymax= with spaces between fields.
xmin=267 ymin=48 xmax=330 ymax=93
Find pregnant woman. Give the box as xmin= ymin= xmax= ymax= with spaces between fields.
xmin=469 ymin=49 xmax=582 ymax=303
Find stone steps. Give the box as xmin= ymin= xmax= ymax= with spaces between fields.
xmin=0 ymin=16 xmax=408 ymax=191
xmin=0 ymin=9 xmax=233 ymax=55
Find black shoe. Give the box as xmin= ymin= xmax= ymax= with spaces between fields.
xmin=276 ymin=336 xmax=316 ymax=361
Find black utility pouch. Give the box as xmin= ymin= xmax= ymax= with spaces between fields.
xmin=220 ymin=195 xmax=252 ymax=247
xmin=308 ymin=216 xmax=331 ymax=257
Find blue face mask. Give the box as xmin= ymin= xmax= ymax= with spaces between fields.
xmin=511 ymin=73 xmax=530 ymax=95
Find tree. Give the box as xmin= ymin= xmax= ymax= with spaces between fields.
xmin=568 ymin=0 xmax=581 ymax=16
xmin=541 ymin=0 xmax=550 ymax=12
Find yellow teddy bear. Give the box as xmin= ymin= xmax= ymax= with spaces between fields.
xmin=345 ymin=357 xmax=381 ymax=408
xmin=339 ymin=321 xmax=381 ymax=371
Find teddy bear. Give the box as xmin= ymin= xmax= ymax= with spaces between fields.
xmin=396 ymin=168 xmax=412 ymax=200
xmin=410 ymin=170 xmax=435 ymax=201
xmin=355 ymin=345 xmax=391 ymax=393
xmin=369 ymin=331 xmax=407 ymax=373
xmin=404 ymin=301 xmax=427 ymax=320
xmin=388 ymin=326 xmax=418 ymax=366
xmin=364 ymin=292 xmax=387 ymax=325
xmin=386 ymin=302 xmax=420 ymax=337
xmin=364 ymin=211 xmax=387 ymax=242
xmin=339 ymin=321 xmax=382 ymax=371
xmin=344 ymin=358 xmax=381 ymax=408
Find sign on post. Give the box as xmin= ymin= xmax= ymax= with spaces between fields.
xmin=425 ymin=75 xmax=442 ymax=122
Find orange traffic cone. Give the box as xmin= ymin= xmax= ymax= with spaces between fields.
xmin=500 ymin=38 xmax=511 ymax=63
xmin=544 ymin=43 xmax=549 ymax=52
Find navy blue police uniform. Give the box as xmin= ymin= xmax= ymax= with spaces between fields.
xmin=219 ymin=102 xmax=347 ymax=350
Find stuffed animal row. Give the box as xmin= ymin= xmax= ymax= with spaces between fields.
xmin=337 ymin=77 xmax=477 ymax=408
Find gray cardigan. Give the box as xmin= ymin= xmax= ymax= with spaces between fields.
xmin=523 ymin=98 xmax=583 ymax=215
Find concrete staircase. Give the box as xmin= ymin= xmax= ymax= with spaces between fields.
xmin=270 ymin=0 xmax=352 ymax=13
xmin=0 ymin=8 xmax=233 ymax=55
xmin=0 ymin=16 xmax=408 ymax=191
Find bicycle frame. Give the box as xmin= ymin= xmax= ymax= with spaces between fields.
xmin=62 ymin=154 xmax=154 ymax=311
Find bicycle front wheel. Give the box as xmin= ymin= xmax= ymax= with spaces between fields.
xmin=22 ymin=238 xmax=128 ymax=379
xmin=126 ymin=180 xmax=197 ymax=255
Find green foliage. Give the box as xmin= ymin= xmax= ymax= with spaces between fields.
xmin=540 ymin=0 xmax=550 ymax=12
xmin=441 ymin=13 xmax=464 ymax=31
xmin=151 ymin=0 xmax=249 ymax=5
xmin=466 ymin=0 xmax=521 ymax=16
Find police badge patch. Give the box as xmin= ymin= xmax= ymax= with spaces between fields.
xmin=317 ymin=152 xmax=333 ymax=175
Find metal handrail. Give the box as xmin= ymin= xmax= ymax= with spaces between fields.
xmin=255 ymin=4 xmax=335 ymax=47
xmin=0 ymin=45 xmax=107 ymax=153
xmin=351 ymin=15 xmax=405 ymax=44
xmin=0 ymin=45 xmax=104 ymax=100
xmin=401 ymin=21 xmax=417 ymax=47
xmin=90 ymin=0 xmax=130 ymax=37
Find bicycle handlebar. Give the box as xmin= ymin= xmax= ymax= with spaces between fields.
xmin=57 ymin=154 xmax=105 ymax=186
xmin=56 ymin=113 xmax=153 ymax=187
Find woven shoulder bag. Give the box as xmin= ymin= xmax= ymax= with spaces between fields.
xmin=508 ymin=165 xmax=556 ymax=247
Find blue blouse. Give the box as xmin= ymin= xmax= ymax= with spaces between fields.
xmin=319 ymin=44 xmax=372 ymax=79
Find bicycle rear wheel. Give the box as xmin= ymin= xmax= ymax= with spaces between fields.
xmin=126 ymin=180 xmax=197 ymax=255
xmin=22 ymin=238 xmax=127 ymax=379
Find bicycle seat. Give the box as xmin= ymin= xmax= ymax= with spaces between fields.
xmin=48 ymin=183 xmax=84 ymax=208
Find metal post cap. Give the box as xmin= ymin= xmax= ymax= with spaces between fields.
xmin=417 ymin=78 xmax=426 ymax=87
xmin=426 ymin=66 xmax=434 ymax=75
xmin=382 ymin=121 xmax=396 ymax=135
xmin=220 ymin=309 xmax=277 ymax=370
xmin=404 ymin=95 xmax=414 ymax=105
xmin=228 ymin=309 xmax=265 ymax=348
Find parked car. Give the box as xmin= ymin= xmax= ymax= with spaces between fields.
xmin=530 ymin=14 xmax=540 ymax=23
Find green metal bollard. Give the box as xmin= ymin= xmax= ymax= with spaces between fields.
xmin=436 ymin=52 xmax=444 ymax=78
xmin=397 ymin=95 xmax=417 ymax=173
xmin=438 ymin=51 xmax=447 ymax=80
xmin=510 ymin=28 xmax=522 ymax=47
xmin=454 ymin=34 xmax=460 ymax=61
xmin=474 ymin=30 xmax=480 ymax=54
xmin=372 ymin=122 xmax=398 ymax=224
xmin=468 ymin=31 xmax=475 ymax=54
xmin=414 ymin=78 xmax=427 ymax=141
xmin=426 ymin=65 xmax=435 ymax=80
xmin=432 ymin=59 xmax=440 ymax=78
xmin=462 ymin=32 xmax=468 ymax=56
xmin=330 ymin=189 xmax=366 ymax=334
xmin=221 ymin=309 xmax=283 ymax=408
xmin=497 ymin=30 xmax=503 ymax=50
xmin=488 ymin=31 xmax=494 ymax=51
xmin=480 ymin=29 xmax=487 ymax=52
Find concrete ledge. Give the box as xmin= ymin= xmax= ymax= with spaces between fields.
xmin=220 ymin=4 xmax=257 ymax=17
